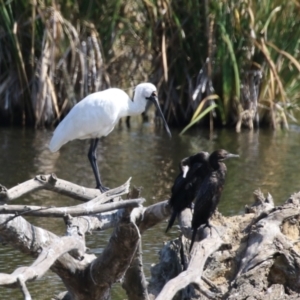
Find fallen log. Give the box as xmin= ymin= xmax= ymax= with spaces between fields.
xmin=148 ymin=189 xmax=300 ymax=300
xmin=0 ymin=175 xmax=171 ymax=300
xmin=2 ymin=174 xmax=300 ymax=300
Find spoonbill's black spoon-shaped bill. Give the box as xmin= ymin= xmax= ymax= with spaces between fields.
xmin=49 ymin=83 xmax=171 ymax=193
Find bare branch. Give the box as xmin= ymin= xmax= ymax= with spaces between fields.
xmin=122 ymin=241 xmax=149 ymax=300
xmin=17 ymin=277 xmax=32 ymax=300
xmin=0 ymin=212 xmax=90 ymax=277
xmin=155 ymin=229 xmax=223 ymax=300
xmin=63 ymin=187 xmax=145 ymax=236
xmin=0 ymin=175 xmax=131 ymax=203
xmin=64 ymin=210 xmax=125 ymax=236
xmin=0 ymin=214 xmax=59 ymax=256
xmin=237 ymin=206 xmax=300 ymax=276
xmin=136 ymin=200 xmax=170 ymax=233
xmin=0 ymin=236 xmax=84 ymax=287
xmin=64 ymin=197 xmax=169 ymax=237
xmin=74 ymin=177 xmax=132 ymax=206
xmin=123 ymin=187 xmax=149 ymax=300
xmin=0 ymin=198 xmax=145 ymax=217
xmin=81 ymin=206 xmax=141 ymax=298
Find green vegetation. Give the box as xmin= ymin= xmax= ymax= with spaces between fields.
xmin=0 ymin=0 xmax=299 ymax=130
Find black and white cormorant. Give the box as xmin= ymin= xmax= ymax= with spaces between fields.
xmin=166 ymin=151 xmax=209 ymax=233
xmin=189 ymin=149 xmax=239 ymax=252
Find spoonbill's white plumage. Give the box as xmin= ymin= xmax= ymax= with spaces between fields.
xmin=49 ymin=82 xmax=171 ymax=192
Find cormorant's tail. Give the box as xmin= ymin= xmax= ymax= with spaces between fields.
xmin=189 ymin=228 xmax=197 ymax=252
xmin=165 ymin=211 xmax=177 ymax=233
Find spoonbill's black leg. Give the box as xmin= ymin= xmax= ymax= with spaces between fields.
xmin=88 ymin=138 xmax=109 ymax=193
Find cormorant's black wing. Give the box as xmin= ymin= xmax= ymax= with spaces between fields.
xmin=190 ymin=173 xmax=223 ymax=252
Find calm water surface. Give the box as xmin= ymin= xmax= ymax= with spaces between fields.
xmin=1 ymin=121 xmax=300 ymax=299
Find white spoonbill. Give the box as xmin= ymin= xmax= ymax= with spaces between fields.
xmin=49 ymin=82 xmax=171 ymax=193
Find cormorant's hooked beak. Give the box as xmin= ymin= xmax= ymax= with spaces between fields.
xmin=225 ymin=153 xmax=239 ymax=159
xmin=148 ymin=94 xmax=172 ymax=138
xmin=182 ymin=165 xmax=190 ymax=178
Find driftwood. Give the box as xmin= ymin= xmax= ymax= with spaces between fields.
xmin=148 ymin=189 xmax=300 ymax=299
xmin=0 ymin=174 xmax=170 ymax=300
xmin=1 ymin=174 xmax=300 ymax=300
xmin=0 ymin=174 xmax=130 ymax=203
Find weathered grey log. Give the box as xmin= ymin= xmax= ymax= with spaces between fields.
xmin=64 ymin=209 xmax=124 ymax=233
xmin=51 ymin=212 xmax=141 ymax=300
xmin=136 ymin=200 xmax=170 ymax=233
xmin=236 ymin=206 xmax=299 ymax=276
xmin=87 ymin=204 xmax=141 ymax=299
xmin=149 ymin=190 xmax=300 ymax=300
xmin=5 ymin=174 xmax=300 ymax=300
xmin=154 ymin=228 xmax=223 ymax=300
xmin=0 ymin=178 xmax=171 ymax=300
xmin=122 ymin=241 xmax=149 ymax=300
xmin=0 ymin=213 xmax=59 ymax=256
xmin=0 ymin=212 xmax=98 ymax=300
xmin=245 ymin=188 xmax=275 ymax=215
xmin=62 ymin=197 xmax=170 ymax=237
xmin=0 ymin=236 xmax=84 ymax=286
xmin=122 ymin=187 xmax=149 ymax=300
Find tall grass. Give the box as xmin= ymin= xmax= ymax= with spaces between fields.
xmin=143 ymin=0 xmax=300 ymax=131
xmin=0 ymin=0 xmax=110 ymax=126
xmin=0 ymin=0 xmax=299 ymax=129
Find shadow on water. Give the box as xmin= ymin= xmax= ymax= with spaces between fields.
xmin=1 ymin=121 xmax=300 ymax=298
